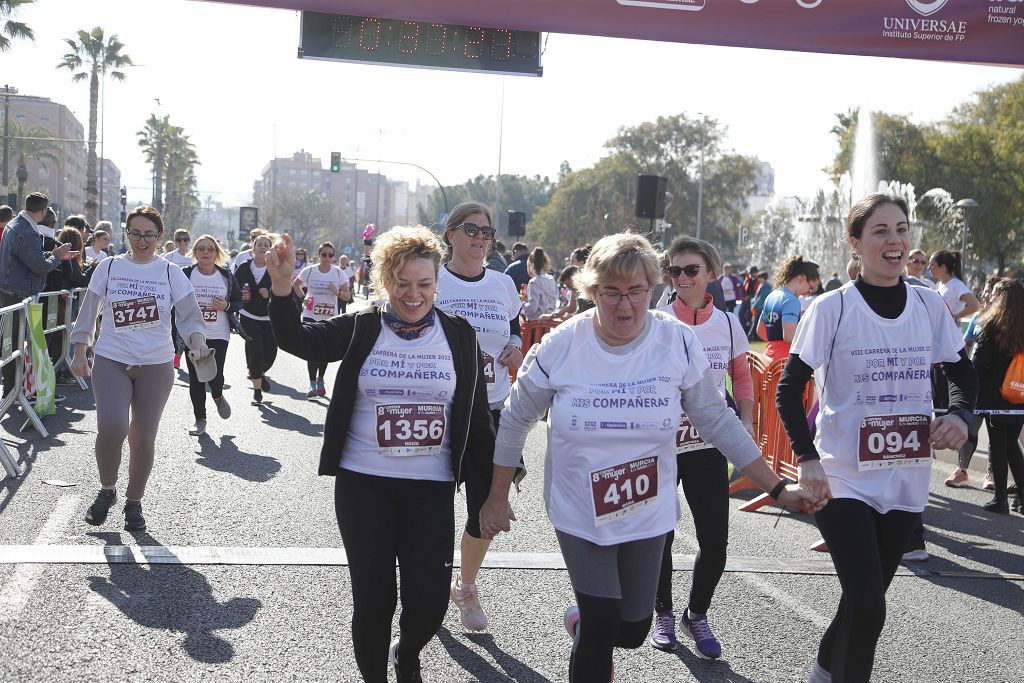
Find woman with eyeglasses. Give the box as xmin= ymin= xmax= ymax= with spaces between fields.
xmin=435 ymin=201 xmax=523 ymax=633
xmin=648 ymin=236 xmax=757 ymax=659
xmin=179 ymin=234 xmax=245 ymax=436
xmin=292 ymin=247 xmax=309 ymax=280
xmin=905 ymin=249 xmax=935 ymax=289
xmin=293 ymin=241 xmax=349 ymax=399
xmin=756 ymin=255 xmax=821 ymax=361
xmin=267 ymin=226 xmax=495 ymax=683
xmin=236 ymin=232 xmax=279 ymax=406
xmin=70 ymin=206 xmax=213 ymax=532
xmin=480 ymin=232 xmax=818 ymax=682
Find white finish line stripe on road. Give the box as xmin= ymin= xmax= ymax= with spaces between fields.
xmin=0 ymin=545 xmax=1020 ymax=580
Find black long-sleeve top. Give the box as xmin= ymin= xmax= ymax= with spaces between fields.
xmin=777 ymin=276 xmax=978 ymax=459
xmin=269 ymin=295 xmax=496 ymax=486
xmin=972 ymin=323 xmax=1024 ymax=425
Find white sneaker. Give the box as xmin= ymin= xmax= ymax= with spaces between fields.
xmin=188 ymin=419 xmax=207 ymax=436
xmin=902 ymin=548 xmax=929 ymax=562
xmin=450 ymin=575 xmax=488 ymax=631
xmin=808 ymin=660 xmax=832 ymax=683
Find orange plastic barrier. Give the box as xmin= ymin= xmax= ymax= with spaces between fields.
xmin=731 ymin=353 xmax=816 ymax=512
xmin=511 ymin=319 xmax=560 ymax=382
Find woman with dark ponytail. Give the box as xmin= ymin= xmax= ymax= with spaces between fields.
xmin=929 ymin=250 xmax=979 ymax=322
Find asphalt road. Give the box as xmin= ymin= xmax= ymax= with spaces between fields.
xmin=1 ymin=301 xmax=1022 ymax=683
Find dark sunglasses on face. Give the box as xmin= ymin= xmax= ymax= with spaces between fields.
xmin=456 ymin=222 xmax=496 ymax=240
xmin=908 ymin=258 xmax=926 ymax=265
xmin=667 ymin=264 xmax=705 ymax=279
xmin=194 ymin=245 xmax=217 ymax=253
xmin=320 ymin=252 xmax=335 ymax=258
xmin=176 ymin=237 xmax=190 ymax=242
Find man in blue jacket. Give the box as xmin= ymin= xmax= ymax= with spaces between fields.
xmin=0 ymin=192 xmax=71 ymax=396
xmin=503 ymin=242 xmax=530 ymax=291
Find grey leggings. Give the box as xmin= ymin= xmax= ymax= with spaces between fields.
xmin=92 ymin=355 xmax=174 ymax=501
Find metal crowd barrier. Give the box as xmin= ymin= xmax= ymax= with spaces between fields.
xmin=0 ymin=298 xmax=35 ymax=476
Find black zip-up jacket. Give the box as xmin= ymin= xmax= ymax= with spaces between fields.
xmin=235 ymin=260 xmax=273 ymax=318
xmin=973 ymin=325 xmax=1024 ymax=425
xmin=269 ymin=295 xmax=496 ymax=486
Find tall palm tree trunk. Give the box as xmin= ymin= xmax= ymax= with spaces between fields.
xmin=85 ymin=66 xmax=99 ymax=224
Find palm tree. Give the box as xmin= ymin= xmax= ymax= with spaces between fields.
xmin=4 ymin=121 xmax=59 ymax=205
xmin=56 ymin=27 xmax=132 ymax=225
xmin=163 ymin=128 xmax=200 ymax=227
xmin=0 ymin=0 xmax=35 ymax=51
xmin=137 ymin=113 xmax=169 ymax=211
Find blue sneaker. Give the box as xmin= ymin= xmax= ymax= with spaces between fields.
xmin=650 ymin=610 xmax=678 ymax=651
xmin=680 ymin=609 xmax=721 ymax=659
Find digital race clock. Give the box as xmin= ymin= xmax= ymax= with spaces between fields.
xmin=298 ymin=12 xmax=543 ymax=77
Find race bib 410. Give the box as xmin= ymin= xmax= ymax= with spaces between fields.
xmin=590 ymin=457 xmax=659 ymax=526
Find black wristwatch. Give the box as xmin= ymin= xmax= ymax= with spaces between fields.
xmin=947 ymin=408 xmax=974 ymax=425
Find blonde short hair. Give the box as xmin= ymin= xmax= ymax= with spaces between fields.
xmin=371 ymin=226 xmax=444 ymax=299
xmin=574 ymin=232 xmax=661 ymax=300
xmin=190 ymin=234 xmax=229 ymax=267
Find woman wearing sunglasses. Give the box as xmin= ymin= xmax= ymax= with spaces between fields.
xmin=905 ymin=249 xmax=935 ymax=289
xmin=435 ymin=201 xmax=523 ymax=633
xmin=293 ymin=241 xmax=349 ymax=399
xmin=649 ymin=236 xmax=755 ymax=659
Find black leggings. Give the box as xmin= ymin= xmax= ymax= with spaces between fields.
xmin=814 ymin=498 xmax=917 ymax=683
xmin=988 ymin=419 xmax=1024 ymax=498
xmin=185 ymin=338 xmax=228 ymax=420
xmin=655 ymin=448 xmax=729 ymax=615
xmin=463 ymin=408 xmax=501 ymax=539
xmin=571 ymin=592 xmax=652 ymax=682
xmin=240 ymin=316 xmax=277 ymax=380
xmin=307 ymin=361 xmax=327 ymax=382
xmin=335 ymin=468 xmax=455 ymax=683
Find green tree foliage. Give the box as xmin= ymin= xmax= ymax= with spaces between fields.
xmin=57 ymin=27 xmax=132 ymax=226
xmin=267 ymin=189 xmax=337 ymax=251
xmin=529 ymin=114 xmax=759 ymax=255
xmin=4 ymin=121 xmax=58 ymax=205
xmin=137 ymin=114 xmax=201 ymax=228
xmin=828 ymin=77 xmax=1024 ymax=276
xmin=0 ymin=0 xmax=34 ymax=51
xmin=416 ymin=173 xmax=555 ymax=233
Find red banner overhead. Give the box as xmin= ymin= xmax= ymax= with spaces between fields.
xmin=208 ymin=0 xmax=1024 ymax=67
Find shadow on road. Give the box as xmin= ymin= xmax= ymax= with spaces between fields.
xmin=253 ymin=401 xmax=324 ymax=437
xmin=672 ymin=646 xmax=761 ymax=683
xmin=194 ymin=433 xmax=281 ymax=482
xmin=85 ymin=531 xmax=262 ymax=664
xmin=437 ymin=626 xmax=551 ymax=682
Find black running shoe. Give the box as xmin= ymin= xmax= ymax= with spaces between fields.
xmin=85 ymin=489 xmax=117 ymax=526
xmin=260 ymin=376 xmax=272 ymax=393
xmin=251 ymin=390 xmax=263 ymax=406
xmin=124 ymin=501 xmax=146 ymax=531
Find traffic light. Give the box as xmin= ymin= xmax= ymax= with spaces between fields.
xmin=120 ymin=186 xmax=127 ymax=208
xmin=119 ymin=211 xmax=127 ymax=228
xmin=330 ymin=152 xmax=341 ymax=173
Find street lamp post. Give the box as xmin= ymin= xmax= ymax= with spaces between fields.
xmin=955 ymin=197 xmax=978 ymax=280
xmin=342 ymin=156 xmax=449 ymax=221
xmin=696 ymin=113 xmax=705 ymax=241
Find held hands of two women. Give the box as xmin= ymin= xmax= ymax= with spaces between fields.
xmin=479 ymin=496 xmax=516 ymax=540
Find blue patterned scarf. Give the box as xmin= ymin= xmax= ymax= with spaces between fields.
xmin=381 ymin=303 xmax=436 ymax=340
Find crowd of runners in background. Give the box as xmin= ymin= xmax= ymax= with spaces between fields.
xmin=1 ymin=191 xmax=1022 ymax=683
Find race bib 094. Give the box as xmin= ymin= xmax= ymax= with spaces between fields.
xmin=857 ymin=413 xmax=931 ymax=471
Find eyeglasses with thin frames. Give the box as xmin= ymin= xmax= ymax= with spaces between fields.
xmin=667 ymin=264 xmax=705 ymax=279
xmin=456 ymin=222 xmax=496 ymax=240
xmin=126 ymin=230 xmax=160 ymax=242
xmin=597 ymin=288 xmax=651 ymax=305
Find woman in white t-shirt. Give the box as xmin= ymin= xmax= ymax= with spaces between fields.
xmin=70 ymin=206 xmax=213 ymax=533
xmin=266 ymin=226 xmax=496 ymax=682
xmin=929 ymin=249 xmax=979 ymax=322
xmin=435 ymin=201 xmax=524 ymax=633
xmin=651 ymin=236 xmax=755 ymax=659
xmin=292 ymin=241 xmax=348 ymax=398
xmin=777 ymin=193 xmax=974 ymax=683
xmin=84 ymin=229 xmax=112 ymax=264
xmin=522 ymin=247 xmax=558 ymax=321
xmin=180 ymin=235 xmax=244 ymax=436
xmin=481 ymin=233 xmax=816 ymax=682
